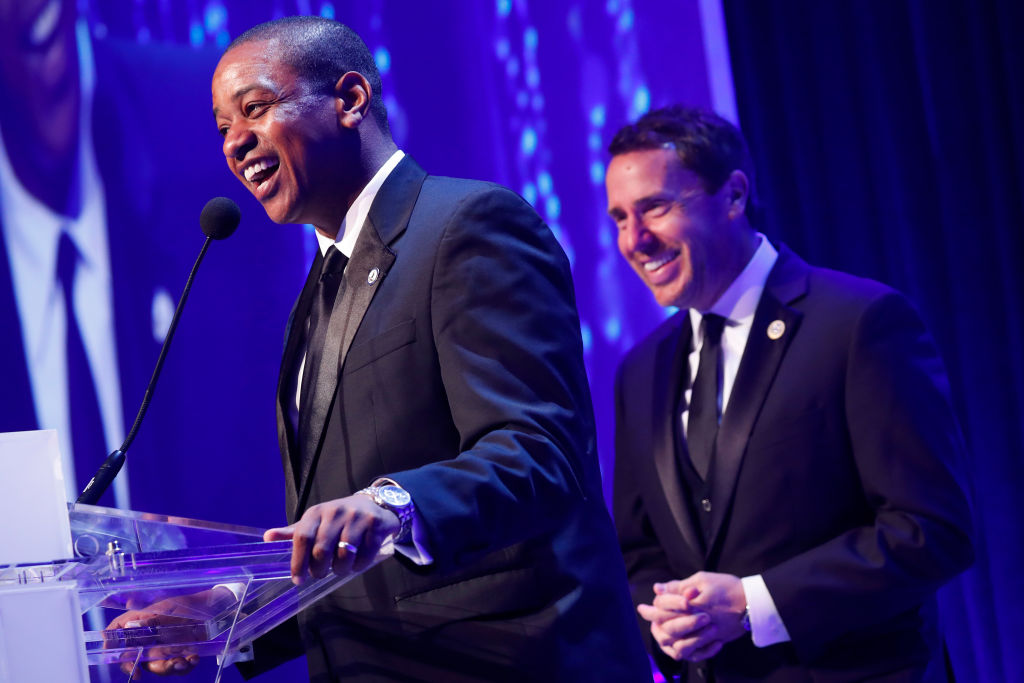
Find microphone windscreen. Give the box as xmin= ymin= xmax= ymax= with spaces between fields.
xmin=200 ymin=197 xmax=241 ymax=240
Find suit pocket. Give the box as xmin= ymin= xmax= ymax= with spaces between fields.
xmin=343 ymin=319 xmax=417 ymax=374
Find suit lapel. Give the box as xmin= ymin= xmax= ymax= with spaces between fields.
xmin=706 ymin=247 xmax=809 ymax=554
xmin=293 ymin=156 xmax=427 ymax=516
xmin=277 ymin=249 xmax=323 ymax=509
xmin=650 ymin=315 xmax=705 ymax=560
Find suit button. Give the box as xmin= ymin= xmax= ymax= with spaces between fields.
xmin=701 ymin=498 xmax=712 ymax=512
xmin=696 ymin=664 xmax=708 ymax=679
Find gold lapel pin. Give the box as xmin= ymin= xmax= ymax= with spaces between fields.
xmin=767 ymin=319 xmax=786 ymax=340
xmin=367 ymin=267 xmax=380 ymax=285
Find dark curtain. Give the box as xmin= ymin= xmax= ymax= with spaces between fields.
xmin=722 ymin=0 xmax=1024 ymax=680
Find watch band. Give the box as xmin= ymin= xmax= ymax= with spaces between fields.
xmin=357 ymin=485 xmax=413 ymax=543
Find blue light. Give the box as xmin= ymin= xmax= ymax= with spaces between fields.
xmin=589 ymin=105 xmax=606 ymax=128
xmin=545 ymin=195 xmax=561 ymax=220
xmin=599 ymin=225 xmax=614 ymax=248
xmin=215 ymin=29 xmax=230 ymax=48
xmin=537 ymin=171 xmax=553 ymax=195
xmin=189 ymin=21 xmax=204 ymax=47
xmin=497 ymin=0 xmax=512 ymax=17
xmin=320 ymin=2 xmax=335 ymax=18
xmin=374 ymin=47 xmax=391 ymax=74
xmin=524 ymin=27 xmax=539 ymax=52
xmin=495 ymin=38 xmax=510 ymax=59
xmin=204 ymin=3 xmax=227 ymax=31
xmin=506 ymin=57 xmax=520 ymax=78
xmin=604 ymin=317 xmax=622 ymax=341
xmin=137 ymin=27 xmax=151 ymax=43
xmin=618 ymin=8 xmax=635 ymax=32
xmin=588 ymin=131 xmax=602 ymax=150
xmin=520 ymin=127 xmax=538 ymax=156
xmin=632 ymin=86 xmax=651 ymax=116
xmin=526 ymin=67 xmax=540 ymax=88
xmin=532 ymin=93 xmax=545 ymax=111
xmin=516 ymin=91 xmax=529 ymax=109
xmin=606 ymin=0 xmax=621 ymax=14
xmin=580 ymin=323 xmax=593 ymax=352
xmin=590 ymin=161 xmax=605 ymax=185
xmin=522 ymin=183 xmax=538 ymax=205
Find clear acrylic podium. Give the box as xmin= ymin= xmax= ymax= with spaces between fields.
xmin=0 ymin=503 xmax=390 ymax=682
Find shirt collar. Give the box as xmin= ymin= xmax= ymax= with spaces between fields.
xmin=315 ymin=149 xmax=406 ymax=257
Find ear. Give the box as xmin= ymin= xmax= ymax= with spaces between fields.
xmin=334 ymin=71 xmax=373 ymax=129
xmin=723 ymin=169 xmax=749 ymax=220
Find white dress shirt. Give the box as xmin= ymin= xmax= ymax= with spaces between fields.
xmin=0 ymin=21 xmax=128 ymax=507
xmin=683 ymin=234 xmax=791 ymax=647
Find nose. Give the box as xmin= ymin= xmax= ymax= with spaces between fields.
xmin=618 ymin=214 xmax=653 ymax=254
xmin=222 ymin=123 xmax=257 ymax=163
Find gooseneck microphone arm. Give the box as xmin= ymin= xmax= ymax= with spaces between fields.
xmin=76 ymin=198 xmax=240 ymax=505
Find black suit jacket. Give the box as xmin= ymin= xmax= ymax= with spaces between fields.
xmin=614 ymin=246 xmax=973 ymax=682
xmin=259 ymin=156 xmax=650 ymax=682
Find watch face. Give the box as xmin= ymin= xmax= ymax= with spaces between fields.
xmin=379 ymin=485 xmax=411 ymax=507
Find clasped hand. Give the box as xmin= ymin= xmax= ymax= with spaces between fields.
xmin=637 ymin=571 xmax=747 ymax=663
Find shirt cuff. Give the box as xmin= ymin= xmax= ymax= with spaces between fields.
xmin=371 ymin=478 xmax=433 ymax=566
xmin=740 ymin=574 xmax=791 ymax=647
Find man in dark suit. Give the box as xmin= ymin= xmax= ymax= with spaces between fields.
xmin=207 ymin=16 xmax=649 ymax=682
xmin=606 ymin=106 xmax=973 ymax=681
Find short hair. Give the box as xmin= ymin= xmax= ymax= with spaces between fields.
xmin=227 ymin=16 xmax=389 ymax=133
xmin=608 ymin=106 xmax=760 ymax=225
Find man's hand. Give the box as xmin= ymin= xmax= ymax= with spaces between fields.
xmin=637 ymin=571 xmax=747 ymax=663
xmin=103 ymin=588 xmax=234 ymax=678
xmin=264 ymin=494 xmax=399 ymax=584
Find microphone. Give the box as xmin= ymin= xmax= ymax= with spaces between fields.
xmin=76 ymin=198 xmax=241 ymax=505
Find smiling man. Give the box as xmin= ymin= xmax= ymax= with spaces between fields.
xmin=606 ymin=106 xmax=974 ymax=682
xmin=205 ymin=15 xmax=649 ymax=683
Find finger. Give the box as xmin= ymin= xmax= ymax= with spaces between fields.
xmin=264 ymin=525 xmax=295 ymax=542
xmin=672 ymin=623 xmax=719 ymax=661
xmin=289 ymin=517 xmax=320 ymax=585
xmin=652 ymin=592 xmax=700 ymax=613
xmin=638 ymin=603 xmax=694 ymax=624
xmin=659 ymin=612 xmax=712 ymax=640
xmin=311 ymin=507 xmax=350 ymax=579
xmin=687 ymin=638 xmax=723 ymax=662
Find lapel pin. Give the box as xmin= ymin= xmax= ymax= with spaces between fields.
xmin=767 ymin=320 xmax=785 ymax=340
xmin=367 ymin=267 xmax=380 ymax=285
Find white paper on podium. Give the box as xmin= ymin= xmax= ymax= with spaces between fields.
xmin=0 ymin=583 xmax=89 ymax=683
xmin=0 ymin=430 xmax=74 ymax=565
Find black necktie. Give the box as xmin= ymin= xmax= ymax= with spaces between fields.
xmin=687 ymin=313 xmax=726 ymax=480
xmin=56 ymin=232 xmax=107 ymax=493
xmin=298 ymin=246 xmax=348 ymax=460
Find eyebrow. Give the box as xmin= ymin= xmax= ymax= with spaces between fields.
xmin=212 ymin=85 xmax=265 ymax=117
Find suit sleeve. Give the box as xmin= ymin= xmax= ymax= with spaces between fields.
xmin=612 ymin=359 xmax=683 ymax=675
xmin=388 ymin=186 xmax=597 ymax=571
xmin=761 ymin=291 xmax=974 ymax=661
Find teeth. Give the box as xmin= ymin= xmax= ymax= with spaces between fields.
xmin=643 ymin=251 xmax=679 ymax=271
xmin=243 ymin=159 xmax=277 ymax=183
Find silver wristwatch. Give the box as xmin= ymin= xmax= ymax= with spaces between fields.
xmin=357 ymin=484 xmax=414 ymax=543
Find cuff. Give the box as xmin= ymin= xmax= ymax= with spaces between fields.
xmin=740 ymin=574 xmax=791 ymax=647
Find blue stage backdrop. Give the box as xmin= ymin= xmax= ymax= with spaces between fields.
xmin=2 ymin=0 xmax=1019 ymax=681
xmin=0 ymin=0 xmax=727 ymax=680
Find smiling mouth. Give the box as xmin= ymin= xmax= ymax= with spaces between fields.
xmin=642 ymin=250 xmax=680 ymax=272
xmin=243 ymin=159 xmax=280 ymax=194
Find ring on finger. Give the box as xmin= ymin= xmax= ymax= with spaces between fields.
xmin=337 ymin=541 xmax=358 ymax=554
